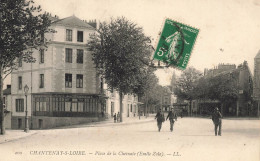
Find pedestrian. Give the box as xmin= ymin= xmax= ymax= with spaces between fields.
xmin=166 ymin=108 xmax=177 ymax=132
xmin=211 ymin=107 xmax=222 ymax=136
xmin=117 ymin=112 xmax=120 ymax=123
xmin=113 ymin=113 xmax=117 ymax=123
xmin=155 ymin=109 xmax=165 ymax=132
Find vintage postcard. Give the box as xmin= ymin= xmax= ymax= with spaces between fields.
xmin=0 ymin=0 xmax=259 ymax=161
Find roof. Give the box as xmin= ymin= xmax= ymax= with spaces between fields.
xmin=3 ymin=88 xmax=11 ymax=95
xmin=255 ymin=50 xmax=260 ymax=59
xmin=205 ymin=61 xmax=252 ymax=78
xmin=52 ymin=15 xmax=95 ymax=30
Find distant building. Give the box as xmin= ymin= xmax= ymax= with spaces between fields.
xmin=161 ymin=86 xmax=176 ymax=112
xmin=193 ymin=61 xmax=254 ymax=117
xmin=10 ymin=15 xmax=138 ymax=129
xmin=105 ymin=85 xmax=139 ymax=118
xmin=253 ymin=50 xmax=260 ymax=117
xmin=137 ymin=86 xmax=176 ymax=115
xmin=204 ymin=63 xmax=236 ymax=77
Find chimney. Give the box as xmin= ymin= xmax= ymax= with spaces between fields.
xmin=88 ymin=19 xmax=97 ymax=29
xmin=243 ymin=61 xmax=248 ymax=66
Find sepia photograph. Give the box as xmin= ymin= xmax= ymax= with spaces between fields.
xmin=0 ymin=0 xmax=260 ymax=161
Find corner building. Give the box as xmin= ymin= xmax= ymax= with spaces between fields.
xmin=11 ymin=16 xmax=107 ymax=129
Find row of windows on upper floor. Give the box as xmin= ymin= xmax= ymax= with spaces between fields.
xmin=66 ymin=29 xmax=84 ymax=42
xmin=42 ymin=29 xmax=86 ymax=43
xmin=17 ymin=48 xmax=86 ymax=67
xmin=17 ymin=73 xmax=84 ymax=91
xmin=16 ymin=28 xmax=87 ymax=67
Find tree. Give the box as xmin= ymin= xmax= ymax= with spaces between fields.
xmin=194 ymin=72 xmax=239 ymax=115
xmin=147 ymin=84 xmax=164 ymax=112
xmin=195 ymin=77 xmax=210 ymax=100
xmin=87 ymin=17 xmax=152 ymax=122
xmin=133 ymin=67 xmax=159 ymax=116
xmin=173 ymin=67 xmax=202 ymax=115
xmin=207 ymin=73 xmax=239 ymax=113
xmin=0 ymin=0 xmax=52 ymax=134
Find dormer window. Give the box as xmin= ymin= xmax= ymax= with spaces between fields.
xmin=66 ymin=29 xmax=72 ymax=41
xmin=77 ymin=31 xmax=83 ymax=42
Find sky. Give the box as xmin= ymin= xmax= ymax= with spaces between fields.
xmin=3 ymin=0 xmax=260 ymax=87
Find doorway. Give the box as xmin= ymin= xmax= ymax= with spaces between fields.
xmin=38 ymin=119 xmax=43 ymax=129
xmin=18 ymin=118 xmax=22 ymax=129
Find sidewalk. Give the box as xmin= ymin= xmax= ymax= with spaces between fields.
xmin=55 ymin=116 xmax=155 ymax=128
xmin=0 ymin=116 xmax=154 ymax=144
xmin=0 ymin=130 xmax=38 ymax=144
xmin=90 ymin=116 xmax=155 ymax=126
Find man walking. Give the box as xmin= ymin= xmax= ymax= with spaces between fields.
xmin=166 ymin=108 xmax=177 ymax=132
xmin=212 ymin=107 xmax=222 ymax=136
xmin=155 ymin=109 xmax=165 ymax=132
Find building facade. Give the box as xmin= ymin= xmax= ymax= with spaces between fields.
xmin=10 ymin=16 xmax=124 ymax=129
xmin=105 ymin=88 xmax=139 ymax=118
xmin=253 ymin=50 xmax=260 ymax=117
xmin=193 ymin=61 xmax=254 ymax=117
xmin=3 ymin=85 xmax=12 ymax=129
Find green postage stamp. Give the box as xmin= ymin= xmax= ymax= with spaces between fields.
xmin=153 ymin=19 xmax=199 ymax=70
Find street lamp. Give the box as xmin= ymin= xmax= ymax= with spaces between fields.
xmin=24 ymin=84 xmax=29 ymax=133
